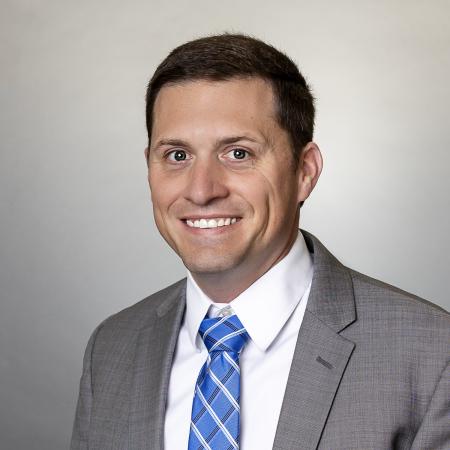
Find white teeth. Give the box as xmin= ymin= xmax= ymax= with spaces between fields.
xmin=185 ymin=218 xmax=239 ymax=229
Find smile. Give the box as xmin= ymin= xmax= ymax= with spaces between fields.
xmin=184 ymin=218 xmax=239 ymax=229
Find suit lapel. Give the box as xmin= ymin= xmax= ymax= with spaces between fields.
xmin=128 ymin=281 xmax=186 ymax=450
xmin=272 ymin=310 xmax=355 ymax=450
xmin=273 ymin=231 xmax=357 ymax=450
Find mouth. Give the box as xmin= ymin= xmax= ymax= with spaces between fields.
xmin=182 ymin=217 xmax=241 ymax=229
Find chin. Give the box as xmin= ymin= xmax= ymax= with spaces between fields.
xmin=181 ymin=252 xmax=244 ymax=275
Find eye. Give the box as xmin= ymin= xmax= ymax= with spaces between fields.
xmin=229 ymin=148 xmax=248 ymax=160
xmin=167 ymin=149 xmax=188 ymax=162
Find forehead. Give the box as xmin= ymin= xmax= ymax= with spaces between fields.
xmin=151 ymin=78 xmax=278 ymax=136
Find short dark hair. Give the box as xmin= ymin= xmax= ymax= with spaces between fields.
xmin=145 ymin=33 xmax=315 ymax=165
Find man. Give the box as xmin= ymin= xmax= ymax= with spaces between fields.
xmin=71 ymin=34 xmax=450 ymax=450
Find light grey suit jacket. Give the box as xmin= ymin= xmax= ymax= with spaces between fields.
xmin=71 ymin=231 xmax=450 ymax=450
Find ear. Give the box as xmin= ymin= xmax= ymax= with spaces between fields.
xmin=297 ymin=142 xmax=323 ymax=203
xmin=144 ymin=147 xmax=150 ymax=166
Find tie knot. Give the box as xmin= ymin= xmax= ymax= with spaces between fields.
xmin=199 ymin=314 xmax=249 ymax=354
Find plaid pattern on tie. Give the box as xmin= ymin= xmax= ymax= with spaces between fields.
xmin=188 ymin=314 xmax=249 ymax=450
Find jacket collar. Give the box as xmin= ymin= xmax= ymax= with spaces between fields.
xmin=302 ymin=229 xmax=357 ymax=332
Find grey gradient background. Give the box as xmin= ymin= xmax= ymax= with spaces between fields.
xmin=1 ymin=0 xmax=449 ymax=448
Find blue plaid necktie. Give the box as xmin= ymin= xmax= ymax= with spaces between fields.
xmin=188 ymin=313 xmax=249 ymax=450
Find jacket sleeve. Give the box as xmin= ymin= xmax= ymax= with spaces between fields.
xmin=70 ymin=323 xmax=104 ymax=450
xmin=411 ymin=360 xmax=450 ymax=450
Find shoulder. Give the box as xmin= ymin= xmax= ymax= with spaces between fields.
xmin=350 ymin=268 xmax=449 ymax=324
xmin=90 ymin=278 xmax=186 ymax=341
xmin=346 ymin=269 xmax=449 ymax=359
xmin=79 ymin=278 xmax=186 ymax=381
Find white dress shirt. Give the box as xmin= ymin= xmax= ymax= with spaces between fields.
xmin=164 ymin=231 xmax=313 ymax=450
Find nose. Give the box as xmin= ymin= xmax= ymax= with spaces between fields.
xmin=184 ymin=157 xmax=229 ymax=206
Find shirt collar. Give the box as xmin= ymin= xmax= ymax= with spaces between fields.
xmin=185 ymin=231 xmax=313 ymax=352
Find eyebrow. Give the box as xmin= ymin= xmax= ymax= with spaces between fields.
xmin=219 ymin=135 xmax=259 ymax=145
xmin=153 ymin=135 xmax=260 ymax=150
xmin=153 ymin=138 xmax=188 ymax=149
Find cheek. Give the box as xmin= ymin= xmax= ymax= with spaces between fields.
xmin=242 ymin=167 xmax=297 ymax=214
xmin=149 ymin=172 xmax=178 ymax=211
xmin=235 ymin=178 xmax=279 ymax=229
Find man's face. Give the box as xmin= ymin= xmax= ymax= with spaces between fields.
xmin=147 ymin=78 xmax=304 ymax=280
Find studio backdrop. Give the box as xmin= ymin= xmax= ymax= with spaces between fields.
xmin=1 ymin=1 xmax=449 ymax=449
